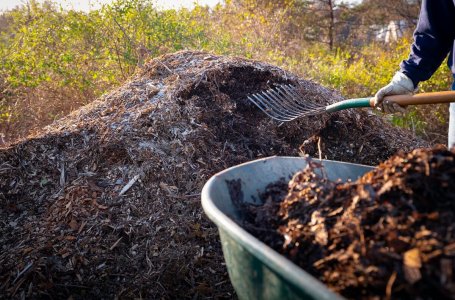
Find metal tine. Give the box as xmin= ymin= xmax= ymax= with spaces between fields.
xmin=257 ymin=86 xmax=304 ymax=118
xmin=249 ymin=88 xmax=308 ymax=122
xmin=247 ymin=94 xmax=273 ymax=114
xmin=269 ymin=85 xmax=320 ymax=117
xmin=261 ymin=89 xmax=306 ymax=118
xmin=285 ymin=85 xmax=324 ymax=110
xmin=248 ymin=95 xmax=296 ymax=122
xmin=247 ymin=96 xmax=283 ymax=121
xmin=276 ymin=85 xmax=327 ymax=117
xmin=270 ymin=87 xmax=318 ymax=116
xmin=254 ymin=93 xmax=300 ymax=120
xmin=269 ymin=84 xmax=312 ymax=111
xmin=247 ymin=84 xmax=328 ymax=121
xmin=280 ymin=85 xmax=322 ymax=110
xmin=265 ymin=88 xmax=307 ymax=115
xmin=266 ymin=87 xmax=318 ymax=119
xmin=249 ymin=97 xmax=296 ymax=121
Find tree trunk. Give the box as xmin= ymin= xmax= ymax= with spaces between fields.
xmin=327 ymin=0 xmax=335 ymax=50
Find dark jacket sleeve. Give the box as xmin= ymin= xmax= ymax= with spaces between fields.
xmin=400 ymin=0 xmax=455 ymax=87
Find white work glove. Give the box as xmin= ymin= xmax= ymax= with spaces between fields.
xmin=373 ymin=71 xmax=416 ymax=114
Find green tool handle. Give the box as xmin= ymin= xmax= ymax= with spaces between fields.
xmin=325 ymin=98 xmax=371 ymax=113
xmin=325 ymin=91 xmax=455 ymax=113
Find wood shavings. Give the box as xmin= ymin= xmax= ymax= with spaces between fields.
xmin=0 ymin=50 xmax=432 ymax=298
xmin=243 ymin=147 xmax=455 ymax=299
xmin=110 ymin=237 xmax=123 ymax=251
xmin=403 ymin=248 xmax=422 ymax=284
xmin=119 ymin=175 xmax=140 ymax=196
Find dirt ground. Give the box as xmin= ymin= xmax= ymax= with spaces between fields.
xmin=0 ymin=51 xmax=430 ymax=299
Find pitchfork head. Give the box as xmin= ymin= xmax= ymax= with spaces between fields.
xmin=247 ymin=84 xmax=326 ymax=122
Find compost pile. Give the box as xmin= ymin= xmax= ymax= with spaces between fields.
xmin=0 ymin=50 xmax=428 ymax=298
xmin=245 ymin=147 xmax=455 ymax=299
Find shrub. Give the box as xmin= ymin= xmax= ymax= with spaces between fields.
xmin=0 ymin=0 xmax=453 ymax=144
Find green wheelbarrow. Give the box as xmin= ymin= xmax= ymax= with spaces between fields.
xmin=201 ymin=156 xmax=373 ymax=300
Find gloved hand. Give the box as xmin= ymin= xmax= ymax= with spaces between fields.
xmin=373 ymin=71 xmax=416 ymax=114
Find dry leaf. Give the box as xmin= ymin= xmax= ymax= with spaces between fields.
xmin=68 ymin=219 xmax=79 ymax=231
xmin=404 ymin=248 xmax=422 ymax=268
xmin=403 ymin=248 xmax=422 ymax=284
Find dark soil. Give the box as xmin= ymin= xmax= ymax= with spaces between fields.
xmin=0 ymin=51 xmax=430 ymax=299
xmin=242 ymin=147 xmax=455 ymax=299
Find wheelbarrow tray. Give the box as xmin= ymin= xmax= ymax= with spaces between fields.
xmin=201 ymin=156 xmax=374 ymax=300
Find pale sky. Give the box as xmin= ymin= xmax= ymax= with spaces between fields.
xmin=0 ymin=0 xmax=362 ymax=12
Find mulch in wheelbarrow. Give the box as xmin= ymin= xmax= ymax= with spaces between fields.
xmin=0 ymin=50 xmax=429 ymax=299
xmin=243 ymin=146 xmax=455 ymax=299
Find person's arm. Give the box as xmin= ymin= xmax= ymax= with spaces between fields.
xmin=400 ymin=0 xmax=455 ymax=87
xmin=374 ymin=0 xmax=455 ymax=113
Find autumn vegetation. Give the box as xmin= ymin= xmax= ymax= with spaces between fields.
xmin=0 ymin=0 xmax=453 ymax=145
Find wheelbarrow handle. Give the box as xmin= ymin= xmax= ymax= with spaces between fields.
xmin=368 ymin=91 xmax=455 ymax=107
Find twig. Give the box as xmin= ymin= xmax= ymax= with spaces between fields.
xmin=59 ymin=162 xmax=65 ymax=187
xmin=168 ymin=193 xmax=201 ymax=199
xmin=110 ymin=237 xmax=123 ymax=251
xmin=12 ymin=262 xmax=33 ymax=284
xmin=119 ymin=175 xmax=140 ymax=196
xmin=385 ymin=271 xmax=397 ymax=300
xmin=158 ymin=61 xmax=174 ymax=74
xmin=55 ymin=283 xmax=89 ymax=289
xmin=112 ymin=17 xmax=135 ymax=48
xmin=317 ymin=137 xmax=322 ymax=160
xmin=215 ymin=280 xmax=227 ymax=286
xmin=184 ymin=193 xmax=201 ymax=198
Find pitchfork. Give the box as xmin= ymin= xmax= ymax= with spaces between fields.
xmin=247 ymin=84 xmax=455 ymax=122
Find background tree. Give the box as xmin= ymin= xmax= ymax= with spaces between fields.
xmin=0 ymin=0 xmax=452 ymax=145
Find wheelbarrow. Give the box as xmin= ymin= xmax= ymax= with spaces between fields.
xmin=201 ymin=156 xmax=374 ymax=300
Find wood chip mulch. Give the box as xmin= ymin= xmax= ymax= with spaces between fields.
xmin=1 ymin=50 xmax=429 ymax=298
xmin=243 ymin=147 xmax=455 ymax=299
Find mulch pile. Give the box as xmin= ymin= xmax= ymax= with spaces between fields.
xmin=244 ymin=147 xmax=455 ymax=299
xmin=0 ymin=50 xmax=429 ymax=298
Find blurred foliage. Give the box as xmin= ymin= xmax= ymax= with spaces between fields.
xmin=0 ymin=0 xmax=453 ymax=144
